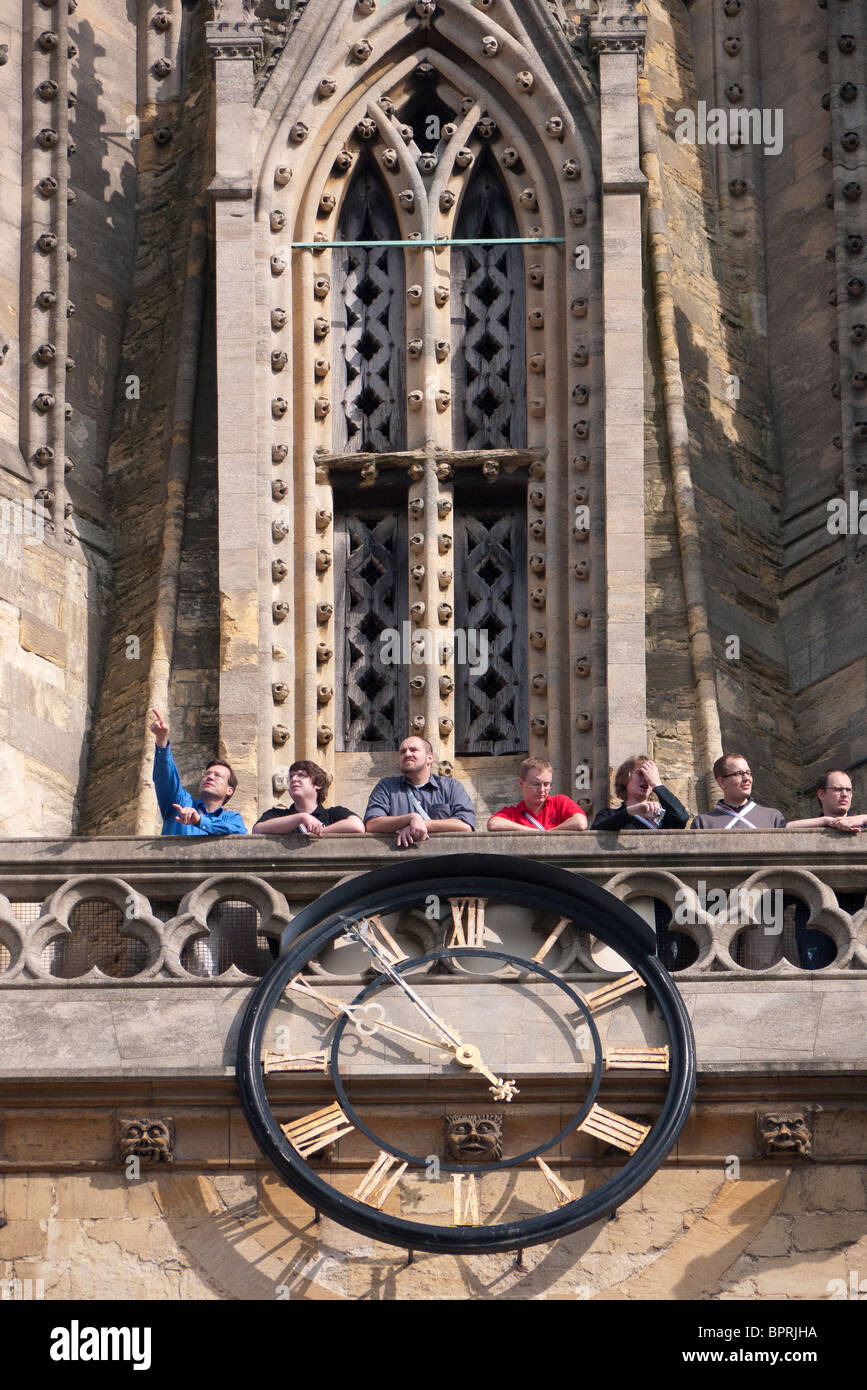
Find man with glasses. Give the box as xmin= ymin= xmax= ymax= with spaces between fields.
xmin=786 ymin=771 xmax=866 ymax=833
xmin=487 ymin=758 xmax=588 ymax=832
xmin=691 ymin=754 xmax=786 ymax=829
xmin=787 ymin=771 xmax=865 ymax=968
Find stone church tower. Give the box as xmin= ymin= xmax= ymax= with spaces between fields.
xmin=1 ymin=0 xmax=863 ymax=835
xmin=1 ymin=0 xmax=867 ymax=1307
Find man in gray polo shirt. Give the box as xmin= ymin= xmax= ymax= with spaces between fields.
xmin=364 ymin=736 xmax=475 ymax=848
xmin=691 ymin=753 xmax=786 ymax=829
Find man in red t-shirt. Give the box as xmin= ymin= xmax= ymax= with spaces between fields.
xmin=487 ymin=758 xmax=588 ymax=832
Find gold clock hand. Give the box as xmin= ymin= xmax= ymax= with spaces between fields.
xmin=348 ymin=920 xmax=519 ymax=1099
xmin=351 ymin=919 xmax=464 ymax=1048
xmin=453 ymin=1042 xmax=520 ymax=1103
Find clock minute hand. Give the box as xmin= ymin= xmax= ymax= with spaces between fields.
xmin=353 ymin=920 xmax=519 ymax=1102
xmin=352 ymin=919 xmax=464 ymax=1048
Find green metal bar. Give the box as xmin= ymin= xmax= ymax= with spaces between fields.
xmin=289 ymin=236 xmax=566 ymax=249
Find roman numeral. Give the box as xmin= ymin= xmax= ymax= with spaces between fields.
xmin=452 ymin=1173 xmax=481 ymax=1225
xmin=351 ymin=1151 xmax=408 ymax=1209
xmin=535 ymin=1156 xmax=573 ymax=1208
xmin=584 ymin=971 xmax=644 ymax=1013
xmin=285 ymin=974 xmax=343 ymax=1018
xmin=281 ymin=1103 xmax=353 ymax=1158
xmin=447 ymin=897 xmax=489 ymax=948
xmin=531 ymin=916 xmax=572 ymax=964
xmin=605 ymin=1046 xmax=669 ymax=1072
xmin=357 ymin=915 xmax=408 ymax=965
xmin=577 ymin=1103 xmax=650 ymax=1155
xmin=263 ymin=1049 xmax=329 ymax=1074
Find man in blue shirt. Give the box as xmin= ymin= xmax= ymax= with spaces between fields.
xmin=364 ymin=735 xmax=475 ymax=848
xmin=149 ymin=709 xmax=247 ymax=837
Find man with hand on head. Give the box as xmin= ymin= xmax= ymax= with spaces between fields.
xmin=364 ymin=735 xmax=475 ymax=848
xmin=487 ymin=758 xmax=588 ymax=831
xmin=149 ymin=709 xmax=246 ymax=836
xmin=592 ymin=755 xmax=689 ymax=831
xmin=786 ymin=770 xmax=865 ymax=833
xmin=691 ymin=754 xmax=785 ymax=829
xmin=252 ymin=761 xmax=364 ymax=837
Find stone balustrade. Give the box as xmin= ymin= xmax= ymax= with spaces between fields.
xmin=1 ymin=832 xmax=866 ymax=1085
xmin=1 ymin=831 xmax=865 ymax=985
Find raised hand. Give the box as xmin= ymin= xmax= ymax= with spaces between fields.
xmin=149 ymin=708 xmax=169 ymax=748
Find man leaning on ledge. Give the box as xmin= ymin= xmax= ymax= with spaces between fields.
xmin=149 ymin=709 xmax=247 ymax=837
xmin=787 ymin=770 xmax=866 ymax=834
xmin=364 ymin=735 xmax=475 ymax=848
xmin=487 ymin=757 xmax=588 ymax=832
xmin=691 ymin=753 xmax=785 ymax=829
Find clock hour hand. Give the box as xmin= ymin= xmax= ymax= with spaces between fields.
xmin=452 ymin=1043 xmax=520 ymax=1103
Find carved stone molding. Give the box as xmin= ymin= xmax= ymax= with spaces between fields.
xmin=117 ymin=1116 xmax=175 ymax=1165
xmin=445 ymin=1113 xmax=504 ymax=1163
xmin=756 ymin=1111 xmax=813 ymax=1159
xmin=589 ymin=0 xmax=647 ymax=73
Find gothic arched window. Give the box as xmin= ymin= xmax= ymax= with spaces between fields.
xmin=332 ymin=161 xmax=406 ymax=453
xmin=451 ymin=155 xmax=527 ymax=451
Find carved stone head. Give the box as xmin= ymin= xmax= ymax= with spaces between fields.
xmin=440 ymin=189 xmax=457 ymax=211
xmin=546 ymin=116 xmax=564 ymax=138
xmin=357 ymin=117 xmax=378 ymax=141
xmin=476 ymin=117 xmax=497 ymax=139
xmin=481 ymin=35 xmax=499 ymax=57
xmin=118 ymin=1117 xmax=174 ymax=1165
xmin=446 ymin=1113 xmax=503 ymax=1163
xmin=756 ymin=1111 xmax=812 ymax=1158
xmin=516 ymin=71 xmax=534 ymax=92
xmin=318 ymin=78 xmax=337 ymax=98
xmin=418 ymin=153 xmax=438 ymax=173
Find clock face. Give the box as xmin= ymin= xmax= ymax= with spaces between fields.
xmin=236 ymin=855 xmax=696 ymax=1255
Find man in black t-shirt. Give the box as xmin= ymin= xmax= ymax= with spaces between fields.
xmin=252 ymin=761 xmax=365 ymax=837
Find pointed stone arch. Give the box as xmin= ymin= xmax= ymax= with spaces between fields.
xmin=451 ymin=151 xmax=526 ymax=451
xmin=332 ymin=157 xmax=406 ymax=453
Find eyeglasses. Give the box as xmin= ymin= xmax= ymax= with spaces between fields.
xmin=722 ymin=770 xmax=752 ymax=779
xmin=825 ymin=786 xmax=852 ymax=794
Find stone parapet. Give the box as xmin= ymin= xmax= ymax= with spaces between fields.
xmin=0 ymin=833 xmax=864 ymax=1075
